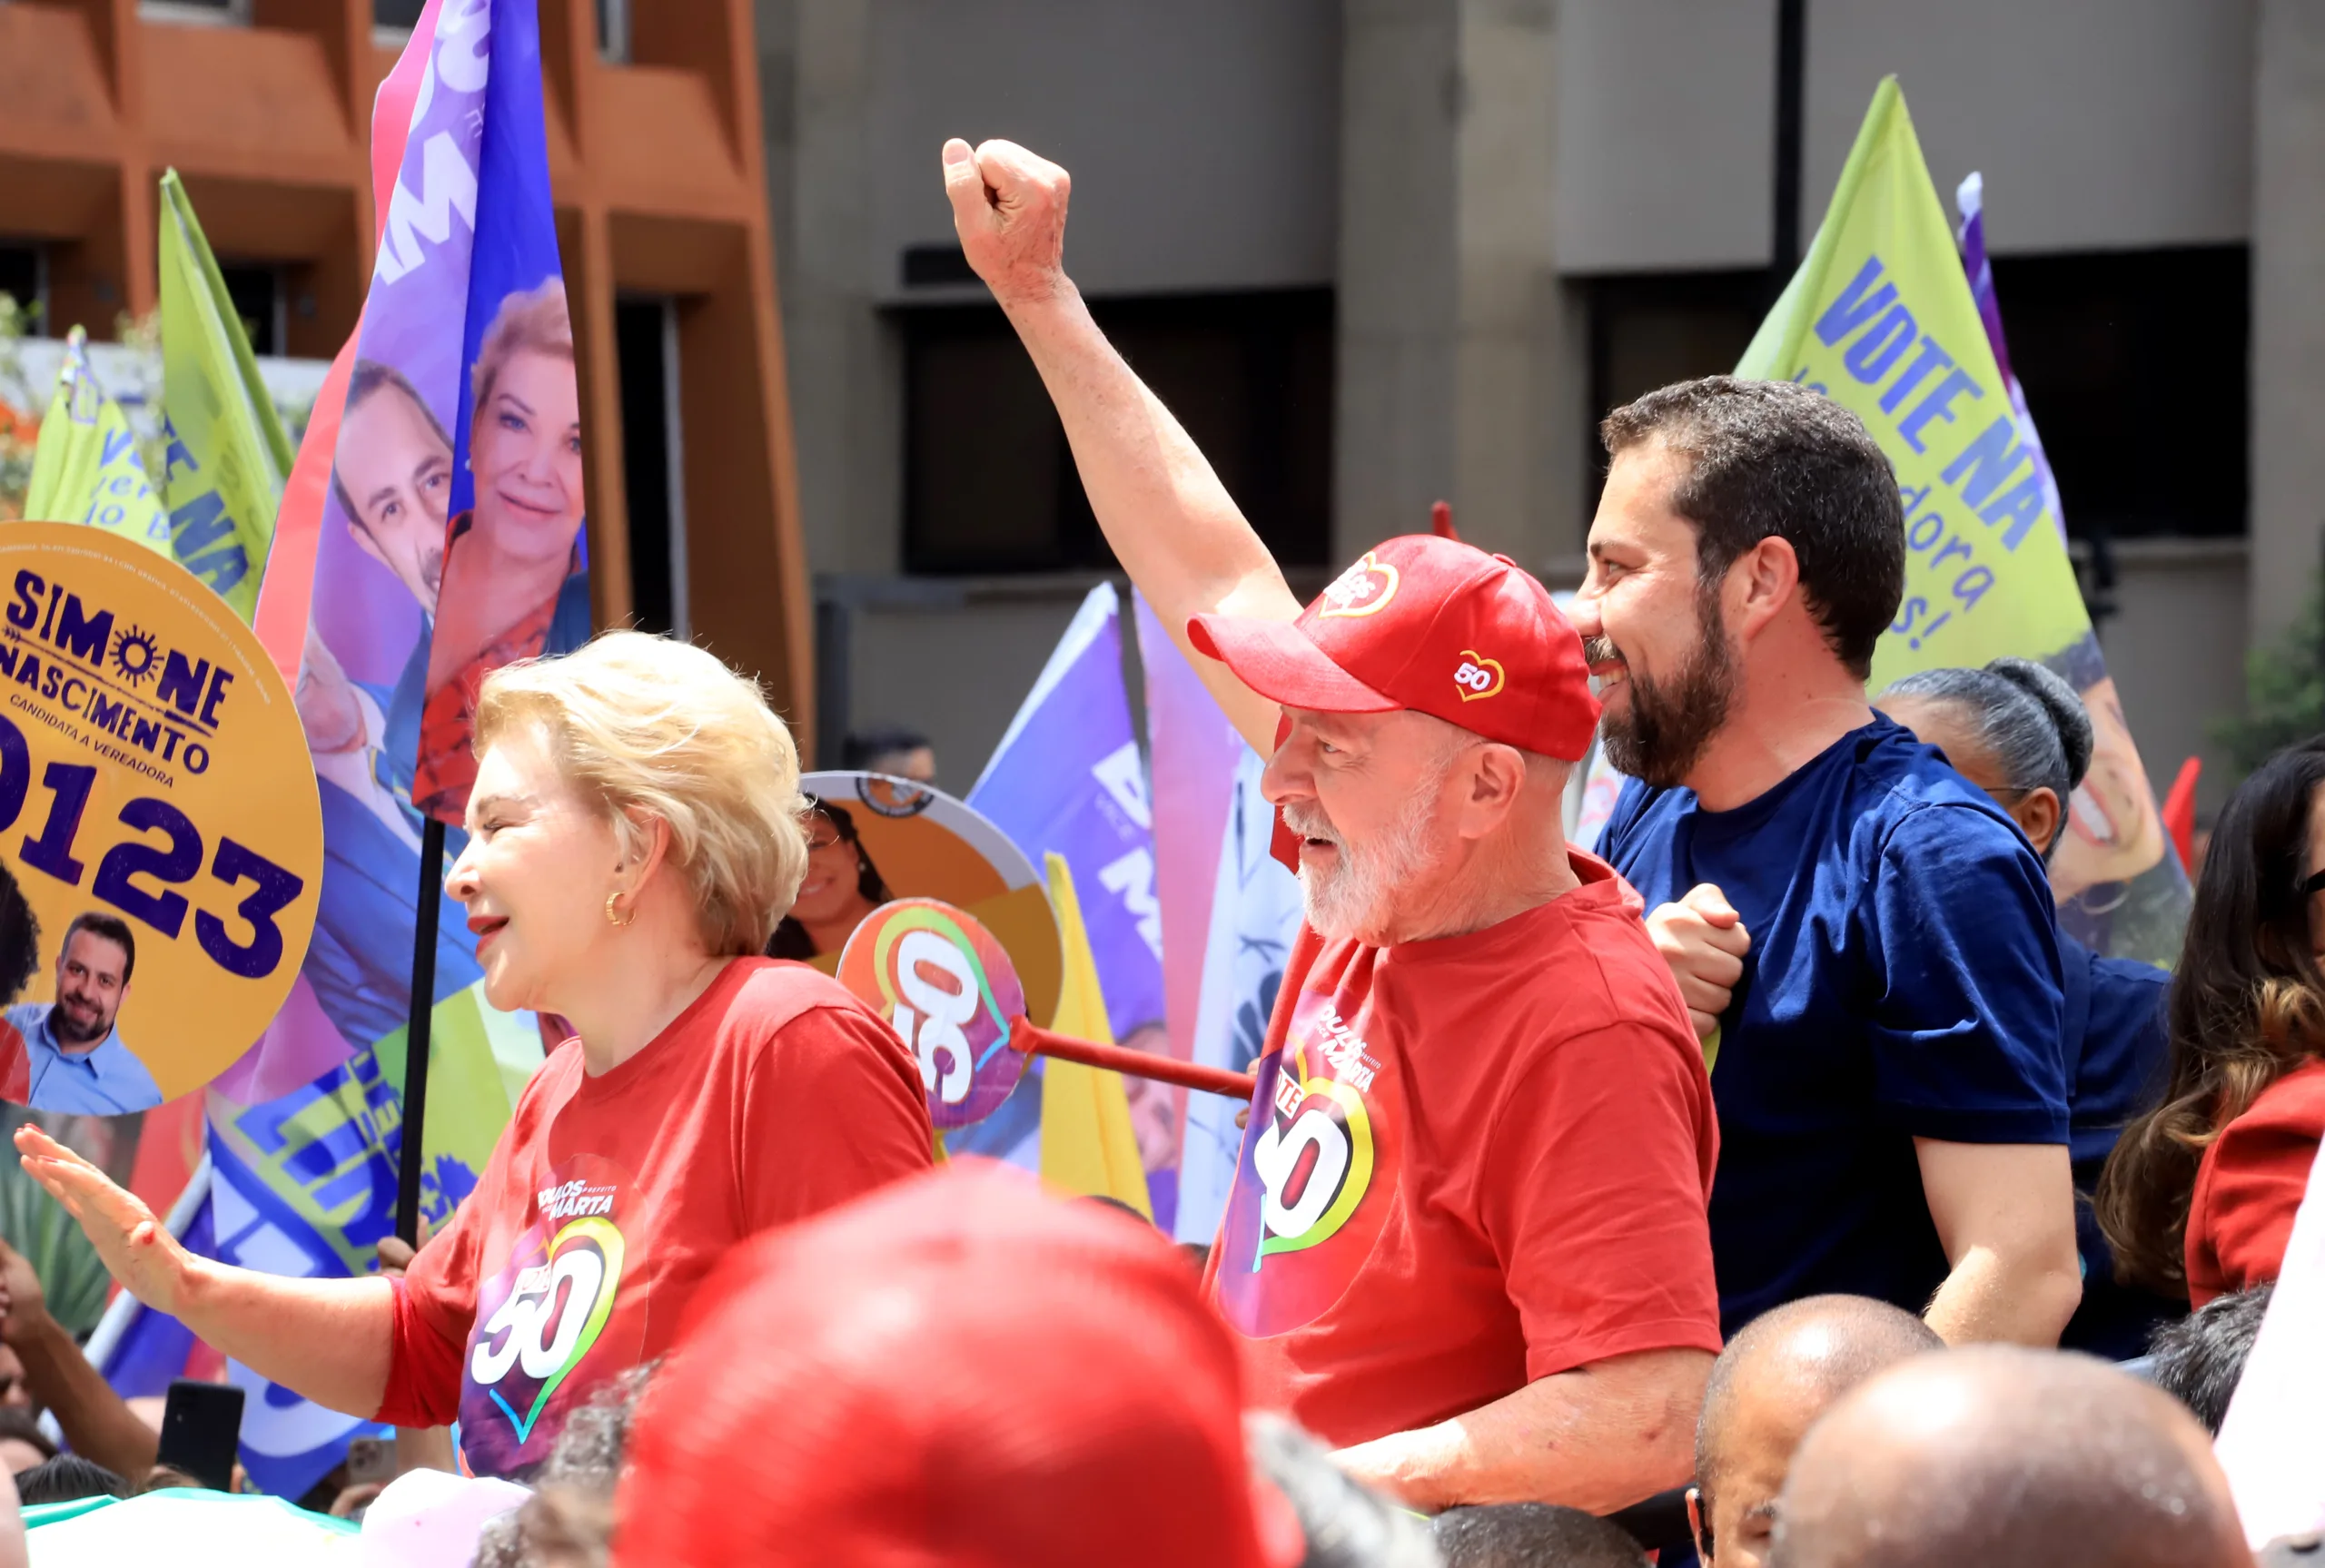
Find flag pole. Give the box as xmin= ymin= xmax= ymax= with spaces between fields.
xmin=394 ymin=817 xmax=447 ymax=1246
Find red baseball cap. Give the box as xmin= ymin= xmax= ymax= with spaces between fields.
xmin=608 ymin=1162 xmax=1304 ymax=1568
xmin=1190 ymin=534 xmax=1599 ymax=761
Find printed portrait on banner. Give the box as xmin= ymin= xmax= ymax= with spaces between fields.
xmin=282 ymin=0 xmax=590 ymax=1228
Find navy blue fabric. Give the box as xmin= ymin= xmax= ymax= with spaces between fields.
xmin=2056 ymin=936 xmax=2182 ymax=1357
xmin=1598 ymin=715 xmax=2070 ymax=1334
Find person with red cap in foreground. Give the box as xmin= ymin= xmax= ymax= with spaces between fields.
xmin=940 ymin=138 xmax=1723 ymax=1514
xmin=608 ymin=1164 xmax=1311 ymax=1568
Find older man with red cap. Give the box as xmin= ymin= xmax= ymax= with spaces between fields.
xmin=941 ymin=136 xmax=1723 ymax=1515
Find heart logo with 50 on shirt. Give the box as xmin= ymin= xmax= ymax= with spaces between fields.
xmin=469 ymin=1216 xmax=626 ymax=1445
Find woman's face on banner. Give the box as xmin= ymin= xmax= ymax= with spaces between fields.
xmin=471 ymin=348 xmax=584 ymax=562
xmin=2050 ymin=676 xmax=2167 ymax=901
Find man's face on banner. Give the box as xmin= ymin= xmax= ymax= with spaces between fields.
xmin=338 ymin=384 xmax=451 ymax=614
xmin=2051 ymin=676 xmax=2167 ymax=900
xmin=471 ymin=349 xmax=585 ymax=564
xmin=1118 ymin=1022 xmax=1181 ymax=1173
xmin=52 ymin=927 xmax=129 ymax=1049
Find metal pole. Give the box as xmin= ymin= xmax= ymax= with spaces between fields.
xmin=394 ymin=816 xmax=447 ymax=1246
xmin=1772 ymin=0 xmax=1808 ymax=291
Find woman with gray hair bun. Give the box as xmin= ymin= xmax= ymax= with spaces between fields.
xmin=1877 ymin=657 xmax=2181 ymax=1359
xmin=1878 ymin=657 xmax=2093 ymax=864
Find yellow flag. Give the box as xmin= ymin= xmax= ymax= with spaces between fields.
xmin=1037 ymin=853 xmax=1153 ymax=1218
xmin=159 ymin=170 xmax=293 ymax=621
xmin=22 ymin=328 xmax=174 ymax=556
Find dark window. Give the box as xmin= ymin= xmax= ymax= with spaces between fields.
xmin=903 ymin=289 xmax=1334 ymax=575
xmin=1582 ymin=270 xmax=1768 ymax=518
xmin=373 ymin=0 xmax=425 ymax=28
xmin=1991 ymin=245 xmax=2247 ymax=540
xmin=217 ymin=263 xmax=280 ymax=356
xmin=0 ymin=244 xmax=41 ymax=331
xmin=900 ymin=245 xmax=977 ymax=289
xmin=615 ymin=296 xmax=680 ymax=636
xmin=1579 ymin=251 xmax=2251 ymax=544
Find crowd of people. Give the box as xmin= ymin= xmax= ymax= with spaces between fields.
xmin=0 ymin=135 xmax=2313 ymax=1563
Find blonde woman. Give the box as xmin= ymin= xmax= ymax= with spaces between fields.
xmin=414 ymin=276 xmax=593 ymax=818
xmin=15 ymin=633 xmax=935 ymax=1481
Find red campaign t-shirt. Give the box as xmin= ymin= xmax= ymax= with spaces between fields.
xmin=2186 ymin=1057 xmax=2325 ymax=1307
xmin=377 ymin=957 xmax=934 ymax=1477
xmin=1202 ymin=850 xmax=1722 ymax=1449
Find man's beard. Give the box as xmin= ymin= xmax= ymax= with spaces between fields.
xmin=1281 ymin=780 xmax=1444 ymax=944
xmin=1588 ymin=589 xmax=1740 ymax=789
xmin=52 ymin=997 xmax=111 ymax=1047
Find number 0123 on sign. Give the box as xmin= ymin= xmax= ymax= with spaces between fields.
xmin=0 ymin=525 xmax=323 ymax=1109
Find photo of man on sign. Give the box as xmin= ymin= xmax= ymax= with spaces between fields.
xmin=0 ymin=528 xmax=323 ymax=1112
xmin=0 ymin=910 xmax=155 ymax=1114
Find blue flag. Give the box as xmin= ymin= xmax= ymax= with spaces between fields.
xmin=100 ymin=0 xmax=585 ymax=1495
xmin=959 ymin=587 xmax=1172 ymax=1206
xmin=94 ymin=1051 xmax=402 ymax=1501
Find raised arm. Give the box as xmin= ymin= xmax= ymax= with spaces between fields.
xmin=0 ymin=1238 xmax=159 ymax=1481
xmin=15 ymin=1126 xmax=394 ymax=1418
xmin=941 ymin=137 xmax=1300 ymax=754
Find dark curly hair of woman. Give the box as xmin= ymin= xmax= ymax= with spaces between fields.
xmin=2096 ymin=736 xmax=2325 ymax=1294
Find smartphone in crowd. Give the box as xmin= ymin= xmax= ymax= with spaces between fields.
xmin=155 ymin=1378 xmax=245 ymax=1494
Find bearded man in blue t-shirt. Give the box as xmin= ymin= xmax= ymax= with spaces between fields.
xmin=1576 ymin=377 xmax=2081 ymax=1346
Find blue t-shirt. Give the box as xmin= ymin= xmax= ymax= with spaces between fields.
xmin=1598 ymin=715 xmax=2070 ymax=1333
xmin=2057 ymin=936 xmax=2178 ymax=1357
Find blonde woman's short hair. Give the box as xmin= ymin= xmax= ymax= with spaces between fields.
xmin=471 ymin=276 xmax=573 ymax=417
xmin=475 ymin=630 xmax=809 ymax=955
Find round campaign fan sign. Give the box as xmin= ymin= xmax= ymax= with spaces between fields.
xmin=796 ymin=771 xmax=1061 ymax=1028
xmin=837 ymin=900 xmax=1027 ymax=1130
xmin=0 ymin=526 xmax=323 ymax=1111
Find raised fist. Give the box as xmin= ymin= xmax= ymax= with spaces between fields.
xmin=941 ymin=138 xmax=1072 ymax=308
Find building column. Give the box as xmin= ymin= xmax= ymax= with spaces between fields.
xmin=2250 ymin=0 xmax=2325 ymax=644
xmin=1334 ymin=0 xmax=1585 ymax=572
xmin=771 ymin=0 xmax=905 ymax=582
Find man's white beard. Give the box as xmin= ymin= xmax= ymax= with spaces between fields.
xmin=1282 ymin=786 xmax=1442 ymax=945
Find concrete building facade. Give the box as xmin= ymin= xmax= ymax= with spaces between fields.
xmin=765 ymin=0 xmax=2283 ymax=820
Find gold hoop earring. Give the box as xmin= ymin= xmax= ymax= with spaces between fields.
xmin=605 ymin=891 xmax=635 ymax=928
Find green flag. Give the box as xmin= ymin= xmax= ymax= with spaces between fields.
xmin=158 ymin=168 xmax=293 ymax=623
xmin=21 ymin=327 xmax=175 ymax=556
xmin=1737 ymin=77 xmax=2090 ymax=685
xmin=1739 ymin=77 xmax=2188 ymax=963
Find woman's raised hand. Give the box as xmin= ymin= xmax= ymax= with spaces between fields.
xmin=15 ymin=1124 xmax=194 ymax=1317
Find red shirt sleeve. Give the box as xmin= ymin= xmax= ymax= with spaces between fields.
xmin=737 ymin=1001 xmax=934 ymax=1234
xmin=2187 ymin=1064 xmax=2325 ymax=1306
xmin=0 ymin=1021 xmax=28 ymax=1105
xmin=372 ymin=1079 xmax=530 ymax=1428
xmin=1481 ymin=1021 xmax=1724 ymax=1379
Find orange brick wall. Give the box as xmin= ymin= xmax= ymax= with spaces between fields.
xmin=0 ymin=0 xmax=813 ymax=742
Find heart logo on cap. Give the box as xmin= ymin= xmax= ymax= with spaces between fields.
xmin=1453 ymin=650 xmax=1505 ymax=701
xmin=1318 ymin=552 xmax=1400 ymax=619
